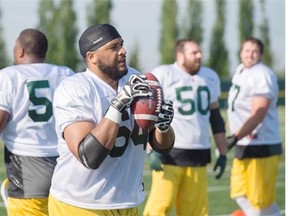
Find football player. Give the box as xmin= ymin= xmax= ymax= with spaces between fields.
xmin=227 ymin=37 xmax=282 ymax=216
xmin=48 ymin=24 xmax=175 ymax=216
xmin=144 ymin=38 xmax=228 ymax=216
xmin=0 ymin=29 xmax=74 ymax=215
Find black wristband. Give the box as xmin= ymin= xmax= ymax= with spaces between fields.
xmin=148 ymin=129 xmax=174 ymax=154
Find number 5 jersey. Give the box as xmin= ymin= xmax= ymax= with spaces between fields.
xmin=0 ymin=63 xmax=74 ymax=157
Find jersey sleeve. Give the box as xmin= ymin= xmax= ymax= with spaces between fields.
xmin=213 ymin=73 xmax=221 ymax=102
xmin=151 ymin=66 xmax=164 ymax=84
xmin=251 ymin=67 xmax=278 ymax=100
xmin=206 ymin=68 xmax=221 ymax=103
xmin=0 ymin=69 xmax=14 ymax=113
xmin=151 ymin=65 xmax=172 ymax=90
xmin=53 ymin=78 xmax=96 ymax=134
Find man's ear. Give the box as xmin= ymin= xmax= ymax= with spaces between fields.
xmin=18 ymin=47 xmax=25 ymax=57
xmin=177 ymin=52 xmax=184 ymax=65
xmin=87 ymin=51 xmax=97 ymax=64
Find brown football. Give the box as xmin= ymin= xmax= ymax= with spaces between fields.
xmin=131 ymin=73 xmax=163 ymax=130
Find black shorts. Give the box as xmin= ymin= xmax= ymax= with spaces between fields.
xmin=235 ymin=143 xmax=282 ymax=159
xmin=162 ymin=148 xmax=211 ymax=166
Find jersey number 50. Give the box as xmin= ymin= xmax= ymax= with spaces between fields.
xmin=176 ymin=86 xmax=210 ymax=115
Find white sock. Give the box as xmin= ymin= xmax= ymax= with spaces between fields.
xmin=235 ymin=196 xmax=261 ymax=216
xmin=260 ymin=203 xmax=282 ymax=216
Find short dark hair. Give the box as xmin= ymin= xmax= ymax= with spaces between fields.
xmin=242 ymin=37 xmax=264 ymax=55
xmin=18 ymin=29 xmax=48 ymax=58
xmin=174 ymin=38 xmax=199 ymax=57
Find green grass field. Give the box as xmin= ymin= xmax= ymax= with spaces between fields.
xmin=0 ymin=107 xmax=284 ymax=216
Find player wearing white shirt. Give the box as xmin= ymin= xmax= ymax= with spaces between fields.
xmin=153 ymin=64 xmax=220 ymax=150
xmin=51 ymin=67 xmax=148 ymax=209
xmin=48 ymin=24 xmax=175 ymax=216
xmin=0 ymin=64 xmax=74 ymax=157
xmin=0 ymin=29 xmax=74 ymax=216
xmin=228 ymin=63 xmax=281 ymax=146
xmin=144 ymin=39 xmax=227 ymax=216
xmin=227 ymin=37 xmax=282 ymax=216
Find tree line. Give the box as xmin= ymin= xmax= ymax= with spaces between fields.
xmin=0 ymin=0 xmax=277 ymax=78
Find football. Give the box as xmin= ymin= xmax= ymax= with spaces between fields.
xmin=131 ymin=73 xmax=163 ymax=130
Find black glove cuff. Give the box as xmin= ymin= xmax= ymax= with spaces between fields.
xmin=219 ymin=154 xmax=227 ymax=160
xmin=231 ymin=134 xmax=239 ymax=144
xmin=227 ymin=134 xmax=239 ymax=150
xmin=110 ymin=98 xmax=125 ymax=112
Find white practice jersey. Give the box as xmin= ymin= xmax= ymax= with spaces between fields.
xmin=227 ymin=62 xmax=281 ymax=145
xmin=50 ymin=67 xmax=147 ymax=209
xmin=0 ymin=63 xmax=74 ymax=157
xmin=152 ymin=63 xmax=221 ymax=149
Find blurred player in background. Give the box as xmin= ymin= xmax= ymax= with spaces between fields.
xmin=227 ymin=37 xmax=282 ymax=216
xmin=144 ymin=38 xmax=228 ymax=216
xmin=48 ymin=24 xmax=175 ymax=216
xmin=0 ymin=29 xmax=74 ymax=215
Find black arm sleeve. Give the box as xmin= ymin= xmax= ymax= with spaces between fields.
xmin=148 ymin=129 xmax=174 ymax=154
xmin=209 ymin=107 xmax=226 ymax=134
xmin=78 ymin=133 xmax=110 ymax=169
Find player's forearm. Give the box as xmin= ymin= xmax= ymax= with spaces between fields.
xmin=235 ymin=98 xmax=268 ymax=139
xmin=90 ymin=118 xmax=120 ymax=151
xmin=64 ymin=119 xmax=119 ymax=162
xmin=235 ymin=116 xmax=263 ymax=139
xmin=0 ymin=110 xmax=9 ymax=133
xmin=74 ymin=119 xmax=121 ymax=169
xmin=151 ymin=127 xmax=175 ymax=153
xmin=213 ymin=132 xmax=227 ymax=155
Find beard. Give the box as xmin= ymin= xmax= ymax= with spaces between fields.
xmin=97 ymin=58 xmax=128 ymax=80
xmin=183 ymin=61 xmax=201 ymax=75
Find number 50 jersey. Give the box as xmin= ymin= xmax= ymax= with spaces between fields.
xmin=0 ymin=63 xmax=74 ymax=157
xmin=152 ymin=63 xmax=221 ymax=149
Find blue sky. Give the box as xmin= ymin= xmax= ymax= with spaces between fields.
xmin=1 ymin=0 xmax=285 ymax=75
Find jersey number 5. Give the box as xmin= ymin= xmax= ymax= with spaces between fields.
xmin=26 ymin=80 xmax=53 ymax=122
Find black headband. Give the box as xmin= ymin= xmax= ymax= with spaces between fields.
xmin=79 ymin=24 xmax=121 ymax=58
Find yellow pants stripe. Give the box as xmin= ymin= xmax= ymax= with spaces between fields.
xmin=48 ymin=194 xmax=139 ymax=216
xmin=7 ymin=196 xmax=48 ymax=216
xmin=231 ymin=155 xmax=281 ymax=209
xmin=144 ymin=165 xmax=208 ymax=216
